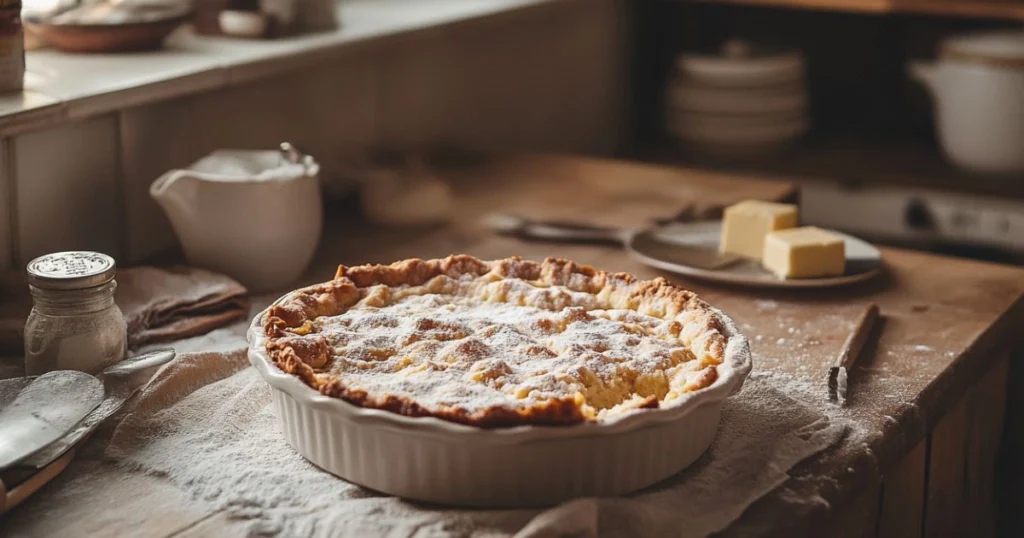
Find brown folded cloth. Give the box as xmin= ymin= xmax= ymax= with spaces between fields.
xmin=0 ymin=266 xmax=249 ymax=355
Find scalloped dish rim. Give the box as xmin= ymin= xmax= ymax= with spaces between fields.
xmin=247 ymin=284 xmax=753 ymax=442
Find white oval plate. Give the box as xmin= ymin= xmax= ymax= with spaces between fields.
xmin=626 ymin=221 xmax=884 ymax=289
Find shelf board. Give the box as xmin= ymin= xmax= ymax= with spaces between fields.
xmin=637 ymin=136 xmax=1024 ymax=200
xmin=681 ymin=0 xmax=1024 ymax=20
xmin=895 ymin=0 xmax=1024 ymax=20
xmin=684 ymin=0 xmax=891 ymax=15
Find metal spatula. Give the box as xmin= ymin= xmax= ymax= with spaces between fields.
xmin=0 ymin=349 xmax=176 ymax=516
xmin=0 ymin=371 xmax=104 ymax=470
xmin=20 ymin=349 xmax=176 ymax=469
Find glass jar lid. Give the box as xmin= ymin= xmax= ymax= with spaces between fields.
xmin=26 ymin=251 xmax=116 ymax=290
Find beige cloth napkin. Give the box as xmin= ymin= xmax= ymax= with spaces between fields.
xmin=107 ymin=346 xmax=847 ymax=538
xmin=0 ymin=266 xmax=249 ymax=355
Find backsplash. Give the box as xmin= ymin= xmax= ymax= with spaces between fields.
xmin=0 ymin=143 xmax=10 ymax=271
xmin=0 ymin=0 xmax=628 ymax=270
xmin=13 ymin=116 xmax=122 ymax=264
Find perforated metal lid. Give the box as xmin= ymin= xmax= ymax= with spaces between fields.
xmin=26 ymin=251 xmax=116 ymax=290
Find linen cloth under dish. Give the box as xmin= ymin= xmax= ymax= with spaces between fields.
xmin=104 ymin=345 xmax=846 ymax=538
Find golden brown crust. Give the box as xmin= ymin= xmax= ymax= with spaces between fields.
xmin=262 ymin=255 xmax=728 ymax=428
xmin=318 ymin=376 xmax=587 ymax=428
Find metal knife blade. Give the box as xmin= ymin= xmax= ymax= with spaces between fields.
xmin=484 ymin=213 xmax=743 ymax=272
xmin=18 ymin=349 xmax=175 ymax=469
xmin=0 ymin=371 xmax=104 ymax=470
xmin=628 ymin=225 xmax=743 ymax=271
xmin=482 ymin=213 xmax=629 ymax=245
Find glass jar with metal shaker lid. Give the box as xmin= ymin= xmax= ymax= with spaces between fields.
xmin=23 ymin=251 xmax=127 ymax=376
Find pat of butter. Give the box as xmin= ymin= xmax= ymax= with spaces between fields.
xmin=720 ymin=200 xmax=798 ymax=259
xmin=763 ymin=226 xmax=846 ymax=279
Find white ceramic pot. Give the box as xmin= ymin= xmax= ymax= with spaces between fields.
xmin=911 ymin=31 xmax=1024 ymax=176
xmin=676 ymin=39 xmax=805 ymax=88
xmin=150 ymin=146 xmax=322 ymax=293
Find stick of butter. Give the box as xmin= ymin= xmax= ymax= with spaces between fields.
xmin=720 ymin=200 xmax=798 ymax=259
xmin=763 ymin=226 xmax=846 ymax=279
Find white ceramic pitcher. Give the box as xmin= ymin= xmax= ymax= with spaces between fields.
xmin=909 ymin=31 xmax=1024 ymax=175
xmin=150 ymin=144 xmax=322 ymax=292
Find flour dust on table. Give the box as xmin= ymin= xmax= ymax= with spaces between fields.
xmin=106 ymin=349 xmax=846 ymax=538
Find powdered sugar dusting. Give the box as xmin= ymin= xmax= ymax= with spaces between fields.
xmin=315 ymin=275 xmax=719 ymax=420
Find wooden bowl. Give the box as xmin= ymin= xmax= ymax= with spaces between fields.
xmin=25 ymin=13 xmax=190 ymax=53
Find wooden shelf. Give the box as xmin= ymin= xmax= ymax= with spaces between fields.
xmin=636 ymin=136 xmax=1024 ymax=200
xmin=896 ymin=0 xmax=1024 ymax=20
xmin=684 ymin=0 xmax=890 ymax=15
xmin=681 ymin=0 xmax=1024 ymax=21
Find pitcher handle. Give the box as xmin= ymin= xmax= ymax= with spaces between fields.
xmin=149 ymin=168 xmax=199 ymax=199
xmin=149 ymin=166 xmax=204 ymax=200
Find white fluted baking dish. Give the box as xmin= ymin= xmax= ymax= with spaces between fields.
xmin=247 ymin=292 xmax=752 ymax=508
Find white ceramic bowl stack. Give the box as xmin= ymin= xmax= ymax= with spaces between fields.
xmin=665 ymin=39 xmax=810 ymax=158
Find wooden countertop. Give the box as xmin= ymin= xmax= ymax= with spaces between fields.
xmin=1 ymin=154 xmax=1021 ymax=536
xmin=310 ymin=154 xmax=1024 ymax=536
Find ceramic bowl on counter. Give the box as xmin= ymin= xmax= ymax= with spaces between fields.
xmin=23 ymin=1 xmax=191 ymax=53
xmin=911 ymin=30 xmax=1024 ymax=176
xmin=218 ymin=10 xmax=272 ymax=39
xmin=665 ymin=39 xmax=810 ymax=158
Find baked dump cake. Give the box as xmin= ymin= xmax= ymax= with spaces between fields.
xmin=262 ymin=255 xmax=729 ymax=428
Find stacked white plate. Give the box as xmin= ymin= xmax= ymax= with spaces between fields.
xmin=665 ymin=39 xmax=810 ymax=158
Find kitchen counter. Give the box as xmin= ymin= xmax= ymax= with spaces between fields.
xmin=1 ymin=155 xmax=1022 ymax=537
xmin=316 ymin=155 xmax=1024 ymax=536
xmin=1 ymin=0 xmax=555 ymax=135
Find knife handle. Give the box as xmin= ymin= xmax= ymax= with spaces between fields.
xmin=0 ymin=448 xmax=74 ymax=515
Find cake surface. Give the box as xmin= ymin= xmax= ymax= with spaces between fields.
xmin=261 ymin=255 xmax=731 ymax=428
